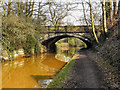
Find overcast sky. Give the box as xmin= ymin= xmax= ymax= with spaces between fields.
xmin=35 ymin=0 xmax=102 ymax=25
xmin=1 ymin=0 xmax=120 ymax=25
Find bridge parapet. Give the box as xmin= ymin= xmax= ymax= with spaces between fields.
xmin=41 ymin=25 xmax=101 ymax=33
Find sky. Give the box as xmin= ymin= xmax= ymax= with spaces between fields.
xmin=1 ymin=0 xmax=120 ymax=25
xmin=37 ymin=0 xmax=102 ymax=25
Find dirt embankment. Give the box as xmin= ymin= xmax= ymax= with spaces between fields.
xmin=96 ymin=33 xmax=120 ymax=88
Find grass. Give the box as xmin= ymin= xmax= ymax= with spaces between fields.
xmin=47 ymin=59 xmax=75 ymax=88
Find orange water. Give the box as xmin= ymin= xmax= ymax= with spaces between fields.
xmin=2 ymin=53 xmax=66 ymax=88
xmin=2 ymin=47 xmax=81 ymax=88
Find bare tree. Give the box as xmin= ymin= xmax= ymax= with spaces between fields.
xmin=24 ymin=0 xmax=35 ymax=18
xmin=102 ymin=0 xmax=108 ymax=34
xmin=105 ymin=2 xmax=110 ymax=18
xmin=113 ymin=0 xmax=117 ymax=16
xmin=7 ymin=0 xmax=11 ymax=16
xmin=25 ymin=0 xmax=28 ymax=17
xmin=82 ymin=2 xmax=89 ymax=25
xmin=28 ymin=0 xmax=34 ymax=17
xmin=2 ymin=2 xmax=6 ymax=17
xmin=35 ymin=2 xmax=47 ymax=25
xmin=47 ymin=1 xmax=71 ymax=26
xmin=118 ymin=1 xmax=120 ymax=34
xmin=110 ymin=0 xmax=113 ymax=25
xmin=89 ymin=0 xmax=99 ymax=43
xmin=16 ymin=1 xmax=24 ymax=16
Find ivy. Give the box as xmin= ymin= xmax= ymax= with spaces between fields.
xmin=2 ymin=15 xmax=42 ymax=59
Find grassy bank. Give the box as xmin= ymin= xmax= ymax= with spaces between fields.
xmin=47 ymin=59 xmax=75 ymax=88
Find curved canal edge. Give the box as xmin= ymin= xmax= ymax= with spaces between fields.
xmin=46 ymin=51 xmax=87 ymax=88
xmin=47 ymin=58 xmax=75 ymax=88
xmin=47 ymin=49 xmax=119 ymax=88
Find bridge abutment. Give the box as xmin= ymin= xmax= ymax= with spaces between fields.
xmin=47 ymin=43 xmax=57 ymax=52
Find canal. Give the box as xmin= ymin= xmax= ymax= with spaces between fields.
xmin=2 ymin=46 xmax=81 ymax=88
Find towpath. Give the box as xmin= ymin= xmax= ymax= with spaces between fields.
xmin=63 ymin=50 xmax=108 ymax=88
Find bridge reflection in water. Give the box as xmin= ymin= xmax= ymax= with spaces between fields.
xmin=2 ymin=46 xmax=81 ymax=88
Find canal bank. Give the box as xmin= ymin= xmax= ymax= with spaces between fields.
xmin=48 ymin=50 xmax=110 ymax=88
xmin=47 ymin=57 xmax=75 ymax=88
xmin=47 ymin=50 xmax=84 ymax=88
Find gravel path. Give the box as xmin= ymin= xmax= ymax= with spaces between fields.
xmin=63 ymin=50 xmax=108 ymax=88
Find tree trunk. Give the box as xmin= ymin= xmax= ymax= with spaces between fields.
xmin=20 ymin=0 xmax=24 ymax=16
xmin=82 ymin=2 xmax=93 ymax=37
xmin=82 ymin=2 xmax=88 ymax=25
xmin=28 ymin=1 xmax=32 ymax=17
xmin=31 ymin=1 xmax=35 ymax=17
xmin=38 ymin=2 xmax=41 ymax=19
xmin=105 ymin=2 xmax=110 ymax=18
xmin=102 ymin=0 xmax=108 ymax=34
xmin=110 ymin=0 xmax=113 ymax=25
xmin=17 ymin=2 xmax=21 ymax=16
xmin=89 ymin=0 xmax=99 ymax=43
xmin=2 ymin=2 xmax=6 ymax=17
xmin=118 ymin=1 xmax=120 ymax=20
xmin=113 ymin=0 xmax=117 ymax=16
xmin=25 ymin=0 xmax=28 ymax=17
xmin=7 ymin=0 xmax=11 ymax=16
xmin=118 ymin=1 xmax=120 ymax=35
xmin=28 ymin=0 xmax=34 ymax=17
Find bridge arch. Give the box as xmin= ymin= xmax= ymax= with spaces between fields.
xmin=41 ymin=33 xmax=92 ymax=52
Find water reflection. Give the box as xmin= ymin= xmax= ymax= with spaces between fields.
xmin=2 ymin=46 xmax=81 ymax=88
xmin=55 ymin=54 xmax=71 ymax=62
xmin=55 ymin=47 xmax=81 ymax=62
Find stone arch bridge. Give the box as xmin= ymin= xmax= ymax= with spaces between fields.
xmin=40 ymin=26 xmax=101 ymax=52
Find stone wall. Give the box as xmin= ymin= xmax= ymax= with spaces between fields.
xmin=42 ymin=26 xmax=101 ymax=33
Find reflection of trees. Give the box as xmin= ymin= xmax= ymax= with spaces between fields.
xmin=56 ymin=46 xmax=79 ymax=58
xmin=68 ymin=47 xmax=75 ymax=57
xmin=56 ymin=38 xmax=83 ymax=59
xmin=55 ymin=54 xmax=70 ymax=62
xmin=56 ymin=38 xmax=87 ymax=48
